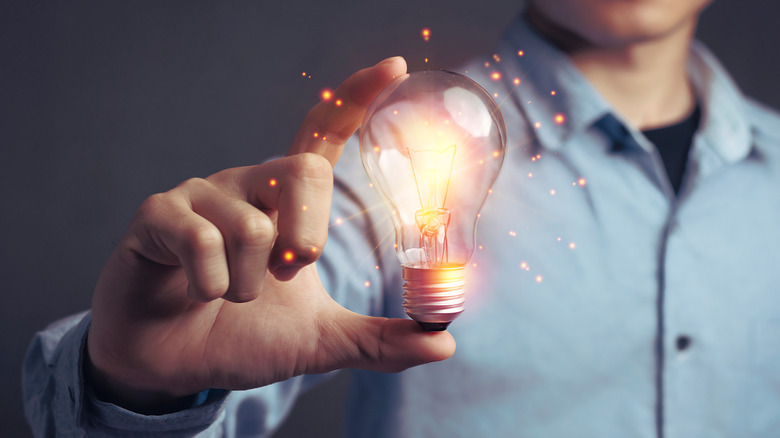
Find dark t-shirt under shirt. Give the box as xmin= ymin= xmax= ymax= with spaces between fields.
xmin=642 ymin=106 xmax=701 ymax=194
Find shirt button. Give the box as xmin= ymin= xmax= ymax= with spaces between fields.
xmin=676 ymin=335 xmax=692 ymax=351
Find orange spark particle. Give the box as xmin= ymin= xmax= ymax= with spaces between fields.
xmin=269 ymin=178 xmax=277 ymax=187
xmin=493 ymin=93 xmax=499 ymax=98
xmin=535 ymin=275 xmax=543 ymax=283
xmin=421 ymin=27 xmax=431 ymax=41
xmin=301 ymin=72 xmax=306 ymax=77
xmin=569 ymin=242 xmax=576 ymax=249
xmin=364 ymin=281 xmax=371 ymax=287
xmin=536 ymin=154 xmax=541 ymax=159
xmin=528 ymin=173 xmax=533 ymax=178
xmin=490 ymin=71 xmax=502 ymax=81
xmin=373 ymin=145 xmax=380 ymax=152
xmin=517 ymin=50 xmax=525 ymax=57
xmin=513 ymin=77 xmax=521 ymax=86
xmin=394 ymin=243 xmax=398 ymax=249
xmin=478 ymin=245 xmax=483 ymax=250
xmin=520 ymin=261 xmax=529 ymax=270
xmin=550 ymin=189 xmax=556 ymax=195
xmin=368 ymin=183 xmax=373 ymax=188
xmin=302 ymin=205 xmax=308 ymax=211
xmin=393 ymin=110 xmax=398 ymax=115
xmin=488 ymin=188 xmax=493 ymax=194
xmin=335 ymin=217 xmax=343 ymax=225
xmin=534 ymin=122 xmax=541 ymax=129
xmin=484 ymin=61 xmax=490 ymax=68
xmin=554 ymin=113 xmax=566 ymax=125
xmin=320 ymin=88 xmax=333 ymax=101
xmin=282 ymin=250 xmax=295 ymax=263
xmin=493 ymin=53 xmax=501 ymax=62
xmin=509 ymin=230 xmax=517 ymax=237
xmin=312 ymin=132 xmax=319 ymax=138
xmin=479 ymin=160 xmax=484 ymax=164
xmin=472 ymin=262 xmax=478 ymax=267
xmin=550 ymin=90 xmax=557 ymax=96
xmin=311 ymin=246 xmax=318 ymax=253
xmin=375 ymin=265 xmax=379 ymax=270
xmin=557 ymin=237 xmax=562 ymax=241
xmin=578 ymin=177 xmax=587 ymax=186
xmin=493 ymin=151 xmax=500 ymax=158
xmin=335 ymin=99 xmax=343 ymax=107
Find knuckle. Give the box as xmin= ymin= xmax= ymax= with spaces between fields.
xmin=287 ymin=153 xmax=334 ymax=183
xmin=178 ymin=177 xmax=210 ymax=191
xmin=232 ymin=213 xmax=274 ymax=246
xmin=185 ymin=224 xmax=224 ymax=255
xmin=137 ymin=192 xmax=170 ymax=219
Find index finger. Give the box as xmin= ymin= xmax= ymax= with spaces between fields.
xmin=287 ymin=56 xmax=407 ymax=166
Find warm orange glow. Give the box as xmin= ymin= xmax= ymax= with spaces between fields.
xmin=554 ymin=113 xmax=566 ymax=125
xmin=492 ymin=151 xmax=500 ymax=158
xmin=528 ymin=172 xmax=533 ymax=178
xmin=335 ymin=99 xmax=343 ymax=107
xmin=550 ymin=189 xmax=556 ymax=195
xmin=484 ymin=61 xmax=490 ymax=68
xmin=578 ymin=177 xmax=587 ymax=186
xmin=513 ymin=77 xmax=521 ymax=86
xmin=550 ymin=90 xmax=557 ymax=96
xmin=421 ymin=27 xmax=431 ymax=41
xmin=282 ymin=250 xmax=295 ymax=263
xmin=534 ymin=122 xmax=541 ymax=129
xmin=269 ymin=178 xmax=277 ymax=187
xmin=320 ymin=88 xmax=333 ymax=101
xmin=311 ymin=246 xmax=318 ymax=253
xmin=535 ymin=275 xmax=543 ymax=283
xmin=364 ymin=281 xmax=371 ymax=287
xmin=490 ymin=71 xmax=502 ymax=81
xmin=312 ymin=132 xmax=319 ymax=138
xmin=517 ymin=50 xmax=524 ymax=57
xmin=302 ymin=205 xmax=308 ymax=211
xmin=493 ymin=54 xmax=501 ymax=62
xmin=569 ymin=242 xmax=576 ymax=249
xmin=301 ymin=72 xmax=306 ymax=77
xmin=335 ymin=217 xmax=343 ymax=225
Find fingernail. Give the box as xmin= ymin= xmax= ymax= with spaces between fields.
xmin=376 ymin=56 xmax=404 ymax=67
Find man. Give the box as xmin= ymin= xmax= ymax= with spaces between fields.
xmin=24 ymin=0 xmax=780 ymax=436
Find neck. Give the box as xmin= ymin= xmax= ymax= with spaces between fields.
xmin=528 ymin=8 xmax=697 ymax=130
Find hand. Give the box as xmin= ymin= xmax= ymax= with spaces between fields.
xmin=86 ymin=57 xmax=455 ymax=414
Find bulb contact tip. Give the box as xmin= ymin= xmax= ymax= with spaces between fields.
xmin=402 ymin=265 xmax=466 ymax=330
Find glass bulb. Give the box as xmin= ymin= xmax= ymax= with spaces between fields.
xmin=360 ymin=70 xmax=506 ymax=330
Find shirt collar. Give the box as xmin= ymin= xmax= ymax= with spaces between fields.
xmin=495 ymin=15 xmax=754 ymax=164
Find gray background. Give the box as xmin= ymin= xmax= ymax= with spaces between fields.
xmin=2 ymin=1 xmax=779 ymax=436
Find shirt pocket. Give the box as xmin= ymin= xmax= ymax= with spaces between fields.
xmin=749 ymin=319 xmax=780 ymax=436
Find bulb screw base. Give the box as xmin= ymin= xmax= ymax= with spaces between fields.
xmin=402 ymin=265 xmax=466 ymax=331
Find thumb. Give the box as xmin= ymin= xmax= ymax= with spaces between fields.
xmin=318 ymin=309 xmax=456 ymax=373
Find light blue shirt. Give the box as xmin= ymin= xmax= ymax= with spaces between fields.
xmin=24 ymin=16 xmax=780 ymax=438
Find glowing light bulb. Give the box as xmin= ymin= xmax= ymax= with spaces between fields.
xmin=360 ymin=70 xmax=506 ymax=331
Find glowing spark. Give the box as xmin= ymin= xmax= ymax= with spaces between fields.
xmin=513 ymin=77 xmax=521 ymax=86
xmin=364 ymin=281 xmax=371 ymax=287
xmin=493 ymin=151 xmax=500 ymax=158
xmin=550 ymin=90 xmax=557 ymax=96
xmin=528 ymin=173 xmax=533 ymax=178
xmin=375 ymin=265 xmax=379 ymax=270
xmin=578 ymin=177 xmax=587 ymax=186
xmin=477 ymin=213 xmax=481 ymax=218
xmin=557 ymin=237 xmax=562 ymax=241
xmin=394 ymin=243 xmax=398 ymax=249
xmin=569 ymin=242 xmax=576 ymax=249
xmin=335 ymin=217 xmax=343 ymax=225
xmin=424 ymin=58 xmax=429 ymax=63
xmin=517 ymin=50 xmax=525 ymax=57
xmin=301 ymin=72 xmax=306 ymax=77
xmin=490 ymin=71 xmax=502 ymax=81
xmin=472 ymin=262 xmax=478 ymax=267
xmin=509 ymin=230 xmax=517 ymax=237
xmin=393 ymin=110 xmax=398 ymax=115
xmin=479 ymin=160 xmax=484 ymax=164
xmin=320 ymin=88 xmax=333 ymax=101
xmin=421 ymin=27 xmax=431 ymax=41
xmin=550 ymin=189 xmax=556 ymax=195
xmin=369 ymin=183 xmax=373 ymax=188
xmin=520 ymin=261 xmax=529 ymax=270
xmin=534 ymin=122 xmax=541 ymax=129
xmin=302 ymin=205 xmax=308 ymax=211
xmin=536 ymin=154 xmax=541 ymax=159
xmin=554 ymin=113 xmax=566 ymax=125
xmin=478 ymin=245 xmax=483 ymax=250
xmin=373 ymin=145 xmax=380 ymax=152
xmin=269 ymin=178 xmax=277 ymax=187
xmin=313 ymin=132 xmax=319 ymax=138
xmin=484 ymin=61 xmax=490 ymax=68
xmin=311 ymin=246 xmax=318 ymax=253
xmin=282 ymin=250 xmax=295 ymax=263
xmin=493 ymin=54 xmax=501 ymax=62
xmin=488 ymin=188 xmax=493 ymax=194
xmin=335 ymin=99 xmax=343 ymax=107
xmin=535 ymin=275 xmax=543 ymax=283
xmin=493 ymin=92 xmax=499 ymax=98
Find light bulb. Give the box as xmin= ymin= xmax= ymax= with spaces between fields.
xmin=360 ymin=70 xmax=506 ymax=331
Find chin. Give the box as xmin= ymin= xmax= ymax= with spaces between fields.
xmin=530 ymin=0 xmax=713 ymax=48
